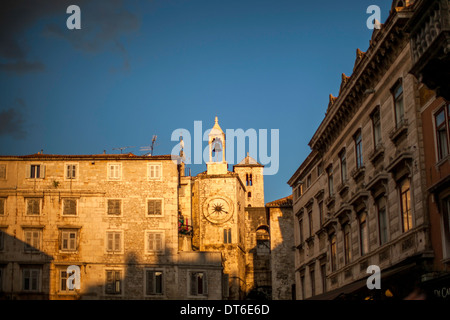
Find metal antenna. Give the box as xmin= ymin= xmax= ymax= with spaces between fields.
xmin=112 ymin=146 xmax=135 ymax=154
xmin=140 ymin=135 xmax=158 ymax=156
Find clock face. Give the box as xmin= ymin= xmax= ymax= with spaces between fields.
xmin=203 ymin=196 xmax=233 ymax=224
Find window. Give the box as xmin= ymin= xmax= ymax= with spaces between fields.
xmin=148 ymin=164 xmax=161 ymax=179
xmin=308 ymin=208 xmax=313 ymax=237
xmin=400 ymin=179 xmax=412 ymax=232
xmin=359 ymin=212 xmax=369 ymax=256
xmin=310 ymin=268 xmax=315 ymax=297
xmin=147 ymin=199 xmax=162 ymax=216
xmin=0 ymin=198 xmax=5 ymax=216
xmin=105 ymin=270 xmax=122 ymax=295
xmin=248 ymin=192 xmax=252 ymax=198
xmin=298 ymin=219 xmax=304 ymax=243
xmin=327 ymin=166 xmax=334 ymax=196
xmin=256 ymin=227 xmax=270 ymax=255
xmin=108 ymin=164 xmax=121 ymax=180
xmin=371 ymin=107 xmax=382 ymax=147
xmin=61 ymin=230 xmax=77 ymax=251
xmin=26 ymin=198 xmax=40 ymax=216
xmin=24 ymin=230 xmax=41 ymax=252
xmin=343 ymin=223 xmax=351 ymax=264
xmin=0 ymin=164 xmax=6 ymax=180
xmin=22 ymin=268 xmax=40 ymax=292
xmin=29 ymin=164 xmax=44 ymax=179
xmin=65 ymin=164 xmax=77 ymax=179
xmin=146 ymin=231 xmax=164 ymax=253
xmin=435 ymin=105 xmax=450 ymax=160
xmin=106 ymin=231 xmax=122 ymax=252
xmin=393 ymin=81 xmax=404 ymax=128
xmin=190 ymin=271 xmax=207 ymax=296
xmin=377 ymin=196 xmax=388 ymax=245
xmin=146 ymin=270 xmax=164 ymax=295
xmin=318 ymin=201 xmax=324 ymax=227
xmin=223 ymin=228 xmax=232 ymax=244
xmin=246 ymin=173 xmax=253 ymax=186
xmin=320 ymin=264 xmax=326 ymax=293
xmin=317 ymin=162 xmax=323 ymax=176
xmin=62 ymin=199 xmax=77 ymax=216
xmin=60 ymin=269 xmax=75 ymax=292
xmin=339 ymin=149 xmax=347 ymax=183
xmin=330 ymin=234 xmax=337 ymax=272
xmin=306 ymin=174 xmax=312 ymax=188
xmin=107 ymin=199 xmax=122 ymax=215
xmin=300 ymin=273 xmax=305 ymax=299
xmin=354 ymin=130 xmax=363 ymax=169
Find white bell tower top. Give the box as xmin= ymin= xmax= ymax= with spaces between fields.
xmin=207 ymin=117 xmax=228 ymax=174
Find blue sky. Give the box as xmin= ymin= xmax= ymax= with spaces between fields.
xmin=0 ymin=0 xmax=392 ymax=202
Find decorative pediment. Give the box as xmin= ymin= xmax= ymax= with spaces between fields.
xmin=353 ymin=48 xmax=366 ymax=71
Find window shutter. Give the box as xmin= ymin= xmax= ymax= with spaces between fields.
xmin=107 ymin=233 xmax=113 ymax=251
xmin=190 ymin=272 xmax=196 ymax=295
xmin=203 ymin=272 xmax=208 ymax=295
xmin=114 ymin=233 xmax=121 ymax=251
xmin=148 ymin=200 xmax=154 ymax=215
xmin=156 ymin=200 xmax=162 ymax=215
xmin=27 ymin=199 xmax=33 ymax=215
xmin=146 ymin=271 xmax=154 ymax=295
xmin=41 ymin=165 xmax=45 ymax=178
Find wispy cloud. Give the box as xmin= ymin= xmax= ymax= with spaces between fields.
xmin=0 ymin=98 xmax=28 ymax=139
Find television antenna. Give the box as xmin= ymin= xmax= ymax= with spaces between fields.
xmin=140 ymin=135 xmax=158 ymax=156
xmin=112 ymin=146 xmax=135 ymax=154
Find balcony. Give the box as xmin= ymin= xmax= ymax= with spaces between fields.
xmin=389 ymin=118 xmax=408 ymax=143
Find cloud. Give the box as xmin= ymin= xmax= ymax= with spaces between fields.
xmin=0 ymin=98 xmax=27 ymax=139
xmin=0 ymin=0 xmax=141 ymax=74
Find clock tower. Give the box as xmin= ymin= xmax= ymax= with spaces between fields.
xmin=191 ymin=117 xmax=247 ymax=299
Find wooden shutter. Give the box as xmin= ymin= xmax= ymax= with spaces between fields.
xmin=114 ymin=232 xmax=121 ymax=251
xmin=155 ymin=200 xmax=162 ymax=215
xmin=148 ymin=200 xmax=154 ymax=215
xmin=107 ymin=232 xmax=114 ymax=251
xmin=146 ymin=270 xmax=154 ymax=295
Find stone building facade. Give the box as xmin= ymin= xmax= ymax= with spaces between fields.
xmin=288 ymin=0 xmax=447 ymax=300
xmin=0 ymin=118 xmax=294 ymax=300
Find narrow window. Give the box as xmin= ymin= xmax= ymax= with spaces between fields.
xmin=223 ymin=228 xmax=232 ymax=244
xmin=359 ymin=212 xmax=369 ymax=256
xmin=0 ymin=164 xmax=6 ymax=180
xmin=318 ymin=201 xmax=324 ymax=227
xmin=354 ymin=130 xmax=363 ymax=169
xmin=393 ymin=81 xmax=404 ymax=128
xmin=343 ymin=223 xmax=351 ymax=264
xmin=310 ymin=268 xmax=315 ymax=297
xmin=66 ymin=164 xmax=77 ymax=179
xmin=320 ymin=264 xmax=327 ymax=293
xmin=371 ymin=107 xmax=382 ymax=147
xmin=308 ymin=208 xmax=313 ymax=237
xmin=298 ymin=219 xmax=304 ymax=243
xmin=435 ymin=107 xmax=449 ymax=160
xmin=190 ymin=272 xmax=207 ymax=296
xmin=330 ymin=234 xmax=337 ymax=272
xmin=376 ymin=196 xmax=388 ymax=245
xmin=146 ymin=270 xmax=164 ymax=295
xmin=30 ymin=165 xmax=41 ymax=178
xmin=0 ymin=198 xmax=5 ymax=216
xmin=339 ymin=149 xmax=347 ymax=183
xmin=400 ymin=179 xmax=412 ymax=232
xmin=327 ymin=166 xmax=334 ymax=196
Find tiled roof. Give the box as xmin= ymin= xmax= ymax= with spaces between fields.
xmin=266 ymin=195 xmax=293 ymax=207
xmin=0 ymin=153 xmax=174 ymax=160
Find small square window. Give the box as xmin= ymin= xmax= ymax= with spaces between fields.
xmin=26 ymin=198 xmax=41 ymax=216
xmin=148 ymin=164 xmax=161 ymax=179
xmin=63 ymin=199 xmax=77 ymax=216
xmin=24 ymin=230 xmax=41 ymax=252
xmin=147 ymin=199 xmax=162 ymax=216
xmin=106 ymin=231 xmax=122 ymax=252
xmin=146 ymin=231 xmax=164 ymax=253
xmin=29 ymin=164 xmax=44 ymax=179
xmin=107 ymin=199 xmax=122 ymax=215
xmin=22 ymin=268 xmax=41 ymax=292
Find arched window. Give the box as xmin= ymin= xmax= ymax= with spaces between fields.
xmin=256 ymin=226 xmax=270 ymax=255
